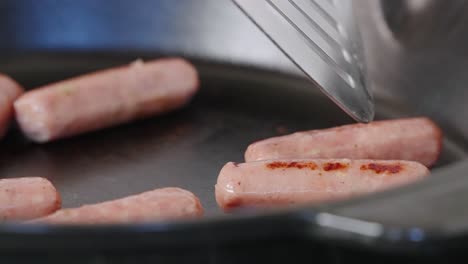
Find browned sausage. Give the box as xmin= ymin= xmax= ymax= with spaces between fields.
xmin=31 ymin=187 xmax=203 ymax=225
xmin=245 ymin=117 xmax=442 ymax=167
xmin=215 ymin=159 xmax=429 ymax=211
xmin=0 ymin=74 xmax=23 ymax=138
xmin=0 ymin=177 xmax=61 ymax=221
xmin=14 ymin=58 xmax=199 ymax=143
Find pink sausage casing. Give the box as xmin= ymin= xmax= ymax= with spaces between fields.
xmin=215 ymin=159 xmax=430 ymax=211
xmin=245 ymin=117 xmax=443 ymax=167
xmin=0 ymin=177 xmax=61 ymax=221
xmin=14 ymin=58 xmax=199 ymax=143
xmin=0 ymin=74 xmax=24 ymax=138
xmin=31 ymin=187 xmax=204 ymax=225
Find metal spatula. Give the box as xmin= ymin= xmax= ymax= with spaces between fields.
xmin=233 ymin=0 xmax=374 ymax=123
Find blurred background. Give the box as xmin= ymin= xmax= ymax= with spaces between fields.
xmin=0 ymin=0 xmax=297 ymax=74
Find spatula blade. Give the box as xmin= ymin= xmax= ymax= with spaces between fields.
xmin=233 ymin=0 xmax=374 ymax=123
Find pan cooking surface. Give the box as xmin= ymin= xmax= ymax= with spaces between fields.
xmin=0 ymin=55 xmax=466 ymax=217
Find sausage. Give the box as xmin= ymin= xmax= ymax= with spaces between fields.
xmin=0 ymin=74 xmax=24 ymax=138
xmin=14 ymin=58 xmax=199 ymax=143
xmin=0 ymin=177 xmax=61 ymax=221
xmin=31 ymin=187 xmax=204 ymax=225
xmin=245 ymin=117 xmax=442 ymax=167
xmin=215 ymin=159 xmax=429 ymax=211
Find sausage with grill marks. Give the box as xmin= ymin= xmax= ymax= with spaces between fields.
xmin=215 ymin=159 xmax=430 ymax=211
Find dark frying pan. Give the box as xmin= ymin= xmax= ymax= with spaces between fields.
xmin=1 ymin=0 xmax=468 ymax=263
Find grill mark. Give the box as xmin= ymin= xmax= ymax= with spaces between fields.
xmin=323 ymin=162 xmax=348 ymax=171
xmin=360 ymin=163 xmax=403 ymax=174
xmin=266 ymin=161 xmax=318 ymax=170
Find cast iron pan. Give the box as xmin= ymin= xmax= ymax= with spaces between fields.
xmin=0 ymin=51 xmax=467 ymax=259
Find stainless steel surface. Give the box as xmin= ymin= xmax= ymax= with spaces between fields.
xmin=324 ymin=0 xmax=468 ymax=231
xmin=232 ymin=0 xmax=374 ymax=123
xmin=380 ymin=0 xmax=468 ymax=48
xmin=355 ymin=0 xmax=468 ymax=148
